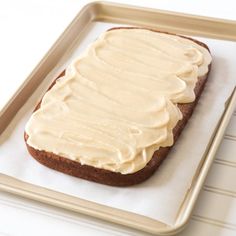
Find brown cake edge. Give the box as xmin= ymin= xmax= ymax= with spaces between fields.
xmin=24 ymin=28 xmax=211 ymax=186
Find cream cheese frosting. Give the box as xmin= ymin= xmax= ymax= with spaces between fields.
xmin=25 ymin=28 xmax=212 ymax=174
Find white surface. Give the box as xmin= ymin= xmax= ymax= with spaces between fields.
xmin=0 ymin=0 xmax=236 ymax=235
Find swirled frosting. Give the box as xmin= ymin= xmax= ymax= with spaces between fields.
xmin=25 ymin=28 xmax=212 ymax=174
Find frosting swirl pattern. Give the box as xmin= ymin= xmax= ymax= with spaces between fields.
xmin=25 ymin=29 xmax=212 ymax=174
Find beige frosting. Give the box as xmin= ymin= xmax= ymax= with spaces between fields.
xmin=25 ymin=29 xmax=212 ymax=174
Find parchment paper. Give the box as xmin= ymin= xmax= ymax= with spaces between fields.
xmin=0 ymin=22 xmax=235 ymax=225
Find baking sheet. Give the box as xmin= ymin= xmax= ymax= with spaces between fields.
xmin=0 ymin=21 xmax=235 ymax=226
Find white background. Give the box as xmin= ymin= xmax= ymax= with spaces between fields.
xmin=0 ymin=0 xmax=236 ymax=235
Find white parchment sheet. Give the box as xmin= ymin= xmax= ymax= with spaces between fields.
xmin=0 ymin=22 xmax=235 ymax=225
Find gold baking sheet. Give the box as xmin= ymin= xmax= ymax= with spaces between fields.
xmin=0 ymin=2 xmax=236 ymax=235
